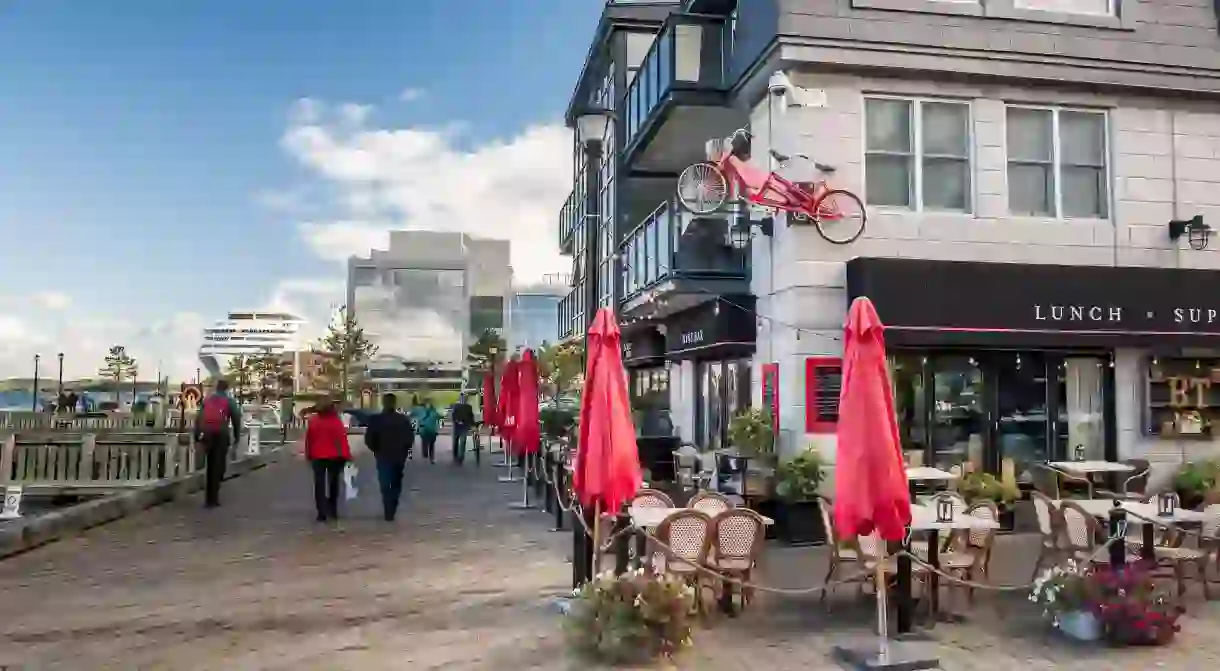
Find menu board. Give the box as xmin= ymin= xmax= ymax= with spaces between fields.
xmin=805 ymin=357 xmax=842 ymax=433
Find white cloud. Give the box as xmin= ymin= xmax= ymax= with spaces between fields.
xmin=277 ymin=96 xmax=573 ymax=284
xmin=398 ymin=87 xmax=425 ymax=103
xmin=33 ymin=291 xmax=71 ymax=311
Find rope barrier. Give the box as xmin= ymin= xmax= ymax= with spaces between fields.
xmin=1117 ymin=507 xmax=1218 ymax=544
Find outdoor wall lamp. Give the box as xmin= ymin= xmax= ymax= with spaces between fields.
xmin=726 ymin=216 xmax=774 ymax=249
xmin=1168 ymin=214 xmax=1211 ymax=251
xmin=575 ymin=106 xmax=614 ymax=145
xmin=935 ymin=497 xmax=954 ymax=523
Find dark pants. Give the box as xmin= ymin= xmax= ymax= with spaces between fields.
xmin=375 ymin=457 xmax=406 ymax=520
xmin=421 ymin=433 xmax=437 ymax=462
xmin=201 ymin=433 xmax=231 ymax=507
xmin=453 ymin=424 xmax=470 ymax=464
xmin=311 ymin=458 xmax=345 ymax=520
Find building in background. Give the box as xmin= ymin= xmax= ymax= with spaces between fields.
xmin=509 ymin=273 xmax=570 ymax=352
xmin=347 ymin=230 xmax=512 ymax=395
xmin=199 ymin=311 xmax=307 ymax=391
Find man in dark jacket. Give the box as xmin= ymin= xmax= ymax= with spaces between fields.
xmin=450 ymin=393 xmax=476 ymax=466
xmin=366 ymin=393 xmax=414 ymax=521
xmin=193 ymin=379 xmax=242 ymax=509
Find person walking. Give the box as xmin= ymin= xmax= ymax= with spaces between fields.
xmin=193 ymin=379 xmax=242 ymax=509
xmin=365 ymin=393 xmax=414 ymax=521
xmin=416 ymin=399 xmax=441 ymax=464
xmin=450 ymin=393 xmax=475 ymax=466
xmin=303 ymin=398 xmax=352 ymax=522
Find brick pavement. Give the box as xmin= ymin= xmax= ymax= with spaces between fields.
xmin=0 ymin=437 xmax=1218 ymax=669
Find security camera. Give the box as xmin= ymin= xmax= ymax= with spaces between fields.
xmin=768 ymin=71 xmax=792 ymax=96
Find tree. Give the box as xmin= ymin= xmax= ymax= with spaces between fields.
xmin=251 ymin=350 xmax=290 ymax=403
xmin=225 ymin=355 xmax=254 ymax=403
xmin=465 ymin=328 xmax=506 ymax=390
xmin=537 ymin=340 xmax=584 ymax=400
xmin=316 ymin=305 xmax=378 ymax=402
xmin=97 ymin=345 xmax=138 ymax=407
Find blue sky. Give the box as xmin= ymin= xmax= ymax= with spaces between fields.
xmin=0 ymin=0 xmax=598 ymax=379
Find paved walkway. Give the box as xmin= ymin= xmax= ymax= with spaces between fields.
xmin=1 ymin=437 xmax=1219 ymax=669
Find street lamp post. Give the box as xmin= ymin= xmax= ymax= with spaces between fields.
xmin=31 ymin=354 xmax=40 ymax=412
xmin=56 ymin=353 xmax=64 ymax=406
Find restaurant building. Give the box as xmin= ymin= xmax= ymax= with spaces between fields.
xmin=555 ymin=0 xmax=1220 ymax=483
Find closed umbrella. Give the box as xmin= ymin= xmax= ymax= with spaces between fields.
xmin=572 ymin=308 xmax=641 ymax=573
xmin=833 ymin=296 xmax=911 ymax=664
xmin=515 ymin=349 xmax=541 ymax=457
xmin=496 ymin=359 xmax=521 ymax=484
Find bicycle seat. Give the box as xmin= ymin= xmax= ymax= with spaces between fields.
xmin=815 ymin=162 xmax=837 ymax=173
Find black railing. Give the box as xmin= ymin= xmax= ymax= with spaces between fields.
xmin=619 ymin=199 xmax=747 ymax=303
xmin=559 ymin=185 xmax=584 ymax=251
xmin=622 ymin=13 xmax=728 ymax=150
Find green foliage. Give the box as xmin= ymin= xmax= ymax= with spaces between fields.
xmin=466 ymin=328 xmax=506 ymax=378
xmin=956 ymin=471 xmax=1020 ymax=505
xmin=1173 ymin=459 xmax=1220 ymax=497
xmin=726 ymin=407 xmax=774 ymax=458
xmin=775 ymin=449 xmax=826 ymax=502
xmin=540 ymin=406 xmax=577 ymax=441
xmin=97 ymin=345 xmax=137 ymax=405
xmin=316 ymin=305 xmax=378 ymax=401
xmin=564 ymin=569 xmax=697 ymax=665
xmin=537 ymin=340 xmax=584 ymax=398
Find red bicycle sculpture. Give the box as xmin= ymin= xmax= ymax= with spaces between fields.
xmin=676 ymin=129 xmax=867 ymax=245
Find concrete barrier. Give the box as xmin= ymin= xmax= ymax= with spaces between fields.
xmin=0 ymin=445 xmax=285 ymax=560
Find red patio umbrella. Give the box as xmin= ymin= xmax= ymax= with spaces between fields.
xmin=497 ymin=358 xmax=520 ymax=446
xmin=833 ymin=296 xmax=911 ymax=659
xmin=573 ymin=308 xmax=641 ymax=562
xmin=514 ymin=349 xmax=541 ymax=457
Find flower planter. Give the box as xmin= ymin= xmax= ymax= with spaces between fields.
xmin=1058 ymin=611 xmax=1102 ymax=642
xmin=775 ymin=499 xmax=826 ymax=546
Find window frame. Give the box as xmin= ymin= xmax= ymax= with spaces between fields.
xmin=1012 ymin=0 xmax=1115 ymax=17
xmin=863 ymin=95 xmax=975 ymax=214
xmin=1004 ymin=104 xmax=1111 ymax=221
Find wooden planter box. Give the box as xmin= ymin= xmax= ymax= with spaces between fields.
xmin=775 ymin=499 xmax=827 ymax=546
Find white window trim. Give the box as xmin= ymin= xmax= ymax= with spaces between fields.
xmin=1003 ymin=104 xmax=1112 ymax=221
xmin=1012 ymin=0 xmax=1115 ymax=17
xmin=863 ymin=95 xmax=976 ymax=214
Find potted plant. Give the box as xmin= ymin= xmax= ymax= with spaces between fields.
xmin=726 ymin=408 xmax=777 ymax=504
xmin=955 ymin=471 xmax=1020 ymax=532
xmin=774 ymin=448 xmax=827 ymax=545
xmin=564 ymin=569 xmax=698 ymax=665
xmin=1030 ymin=562 xmax=1183 ymax=646
xmin=1030 ymin=561 xmax=1097 ymax=641
xmin=1173 ymin=459 xmax=1220 ymax=510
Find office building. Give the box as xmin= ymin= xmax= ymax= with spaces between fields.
xmin=509 ymin=273 xmax=570 ymax=352
xmin=557 ymin=0 xmax=1220 ymax=483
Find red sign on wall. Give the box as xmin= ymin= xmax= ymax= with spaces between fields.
xmin=761 ymin=363 xmax=779 ymax=434
xmin=805 ymin=357 xmax=843 ymax=434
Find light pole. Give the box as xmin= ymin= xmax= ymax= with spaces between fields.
xmin=31 ymin=354 xmax=40 ymax=412
xmin=56 ymin=352 xmax=64 ymax=407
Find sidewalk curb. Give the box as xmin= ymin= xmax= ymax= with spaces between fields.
xmin=0 ymin=446 xmax=287 ymax=560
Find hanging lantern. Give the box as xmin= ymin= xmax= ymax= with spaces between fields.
xmin=1074 ymin=444 xmax=1086 ymax=461
xmin=935 ymin=497 xmax=954 ymax=523
xmin=1158 ymin=491 xmax=1179 ymax=517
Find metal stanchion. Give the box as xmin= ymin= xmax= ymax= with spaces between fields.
xmin=551 ymin=457 xmax=566 ymax=532
xmin=508 ymin=452 xmax=534 ymax=510
xmin=1109 ymin=503 xmax=1128 ymax=567
xmin=533 ymin=451 xmax=546 ymax=501
xmin=543 ymin=451 xmax=555 ymax=515
xmin=497 ymin=438 xmax=519 ymax=483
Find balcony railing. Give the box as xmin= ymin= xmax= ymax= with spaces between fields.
xmin=619 ymin=200 xmax=747 ymax=303
xmin=622 ymin=13 xmax=728 ymax=151
xmin=557 ymin=286 xmax=587 ymax=341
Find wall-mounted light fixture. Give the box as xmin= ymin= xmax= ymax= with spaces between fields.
xmin=726 ymin=216 xmax=774 ymax=249
xmin=1169 ymin=214 xmax=1211 ymax=251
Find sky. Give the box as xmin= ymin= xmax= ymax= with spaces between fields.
xmin=0 ymin=0 xmax=600 ymax=382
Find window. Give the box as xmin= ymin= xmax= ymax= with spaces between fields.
xmin=1006 ymin=107 xmax=1108 ymax=219
xmin=1014 ymin=0 xmax=1113 ymax=15
xmin=865 ymin=98 xmax=971 ymax=212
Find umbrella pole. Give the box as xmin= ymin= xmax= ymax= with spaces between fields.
xmin=508 ymin=452 xmax=534 ymax=509
xmin=591 ymin=501 xmax=602 ymax=574
xmin=875 ymin=547 xmax=891 ymax=664
xmin=497 ymin=442 xmax=518 ymax=483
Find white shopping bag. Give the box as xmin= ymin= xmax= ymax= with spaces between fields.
xmin=343 ymin=462 xmax=359 ymax=500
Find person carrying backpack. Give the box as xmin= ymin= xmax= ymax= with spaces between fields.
xmin=365 ymin=393 xmax=414 ymax=521
xmin=193 ymin=379 xmax=242 ymax=508
xmin=416 ymin=399 xmax=441 ymax=464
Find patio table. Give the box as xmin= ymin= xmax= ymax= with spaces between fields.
xmin=896 ymin=504 xmax=1000 ymax=635
xmin=905 ymin=466 xmax=957 ymax=498
xmin=1047 ymin=461 xmax=1133 ymax=497
xmin=1054 ymin=498 xmax=1209 ymax=562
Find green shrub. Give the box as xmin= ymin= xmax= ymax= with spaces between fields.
xmin=775 ymin=449 xmax=826 ymax=502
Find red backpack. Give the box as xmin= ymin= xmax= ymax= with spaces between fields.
xmin=199 ymin=395 xmax=232 ymax=434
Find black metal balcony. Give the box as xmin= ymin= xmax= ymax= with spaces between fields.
xmin=620 ymin=13 xmax=741 ymax=173
xmin=618 ymin=199 xmax=748 ymax=314
xmin=558 ymin=184 xmax=585 ymax=254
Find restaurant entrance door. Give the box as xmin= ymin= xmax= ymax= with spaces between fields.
xmin=890 ymin=350 xmax=1115 ymax=485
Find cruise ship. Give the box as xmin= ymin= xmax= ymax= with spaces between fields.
xmin=199 ymin=311 xmax=306 ymax=384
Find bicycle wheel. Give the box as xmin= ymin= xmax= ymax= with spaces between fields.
xmin=813 ymin=189 xmax=867 ymax=245
xmin=676 ymin=162 xmax=728 ymax=215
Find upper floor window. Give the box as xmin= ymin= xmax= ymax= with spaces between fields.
xmin=1006 ymin=107 xmax=1109 ymax=219
xmin=1014 ymin=0 xmax=1114 ymax=15
xmin=865 ymin=97 xmax=972 ymax=212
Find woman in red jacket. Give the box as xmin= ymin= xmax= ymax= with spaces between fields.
xmin=304 ymin=398 xmax=352 ymax=522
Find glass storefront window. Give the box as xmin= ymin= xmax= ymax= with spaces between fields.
xmin=1056 ymin=357 xmax=1107 ymax=463
xmin=696 ymin=358 xmax=751 ymax=452
xmin=931 ymin=356 xmax=985 ymax=475
xmin=890 ymin=354 xmax=927 ymax=465
xmin=996 ymin=352 xmax=1048 ymax=484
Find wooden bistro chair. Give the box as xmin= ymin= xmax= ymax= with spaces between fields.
xmin=689 ymin=491 xmax=734 ymax=516
xmin=630 ymin=489 xmax=677 ymax=569
xmin=938 ymin=500 xmax=999 ymax=607
xmin=1058 ymin=500 xmax=1110 ymax=567
xmin=1096 ymin=458 xmax=1151 ymax=501
xmin=1138 ymin=507 xmax=1219 ymax=600
xmin=707 ymin=508 xmax=767 ymax=612
xmin=1030 ymin=491 xmax=1066 ymax=579
xmin=653 ymin=509 xmax=715 ymax=614
xmin=818 ymin=499 xmax=926 ymax=607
